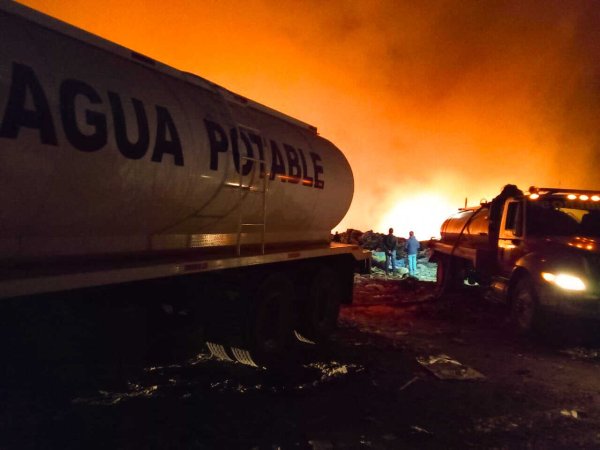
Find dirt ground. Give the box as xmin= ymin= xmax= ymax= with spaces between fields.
xmin=3 ymin=274 xmax=600 ymax=449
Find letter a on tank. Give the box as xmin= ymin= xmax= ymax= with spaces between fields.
xmin=0 ymin=63 xmax=57 ymax=145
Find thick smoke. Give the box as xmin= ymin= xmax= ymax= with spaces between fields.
xmin=257 ymin=0 xmax=600 ymax=232
xmin=21 ymin=0 xmax=600 ymax=234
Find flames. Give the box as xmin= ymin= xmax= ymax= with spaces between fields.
xmin=376 ymin=193 xmax=457 ymax=240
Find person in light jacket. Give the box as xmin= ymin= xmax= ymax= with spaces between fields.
xmin=405 ymin=231 xmax=420 ymax=277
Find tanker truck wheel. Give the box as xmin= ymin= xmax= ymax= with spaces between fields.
xmin=434 ymin=256 xmax=453 ymax=299
xmin=510 ymin=276 xmax=539 ymax=333
xmin=298 ymin=266 xmax=341 ymax=343
xmin=200 ymin=272 xmax=294 ymax=367
xmin=434 ymin=257 xmax=445 ymax=299
xmin=434 ymin=256 xmax=464 ymax=299
xmin=246 ymin=273 xmax=295 ymax=366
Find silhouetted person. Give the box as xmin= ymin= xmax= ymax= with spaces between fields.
xmin=382 ymin=228 xmax=398 ymax=275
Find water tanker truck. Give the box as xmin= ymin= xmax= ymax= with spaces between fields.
xmin=431 ymin=185 xmax=600 ymax=332
xmin=0 ymin=1 xmax=368 ymax=368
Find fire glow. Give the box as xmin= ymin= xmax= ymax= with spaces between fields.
xmin=378 ymin=193 xmax=457 ymax=240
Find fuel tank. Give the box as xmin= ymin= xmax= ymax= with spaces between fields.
xmin=0 ymin=2 xmax=354 ymax=261
xmin=439 ymin=206 xmax=491 ymax=248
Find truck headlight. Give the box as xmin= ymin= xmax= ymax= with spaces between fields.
xmin=541 ymin=272 xmax=586 ymax=291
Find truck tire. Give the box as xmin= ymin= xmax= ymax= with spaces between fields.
xmin=248 ymin=273 xmax=295 ymax=364
xmin=510 ymin=276 xmax=539 ymax=333
xmin=199 ymin=272 xmax=293 ymax=367
xmin=434 ymin=257 xmax=448 ymax=298
xmin=435 ymin=256 xmax=459 ymax=299
xmin=298 ymin=266 xmax=342 ymax=343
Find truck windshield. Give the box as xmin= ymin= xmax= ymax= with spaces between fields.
xmin=527 ymin=199 xmax=600 ymax=238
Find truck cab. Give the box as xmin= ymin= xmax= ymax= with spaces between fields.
xmin=433 ymin=186 xmax=600 ymax=332
xmin=504 ymin=189 xmax=600 ymax=327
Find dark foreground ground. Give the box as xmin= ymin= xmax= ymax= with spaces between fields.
xmin=3 ymin=275 xmax=600 ymax=449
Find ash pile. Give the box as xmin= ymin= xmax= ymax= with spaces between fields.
xmin=332 ymin=229 xmax=437 ymax=281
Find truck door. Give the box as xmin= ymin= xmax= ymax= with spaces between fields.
xmin=497 ymin=199 xmax=525 ymax=276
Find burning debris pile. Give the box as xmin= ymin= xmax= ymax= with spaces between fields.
xmin=333 ymin=229 xmax=437 ymax=281
xmin=334 ymin=228 xmax=405 ymax=250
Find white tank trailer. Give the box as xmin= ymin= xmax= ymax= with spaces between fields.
xmin=0 ymin=1 xmax=367 ymax=369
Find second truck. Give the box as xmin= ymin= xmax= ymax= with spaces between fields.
xmin=431 ymin=185 xmax=600 ymax=332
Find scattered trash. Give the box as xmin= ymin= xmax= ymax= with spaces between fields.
xmin=71 ymin=385 xmax=159 ymax=406
xmin=410 ymin=425 xmax=432 ymax=435
xmin=561 ymin=409 xmax=579 ymax=419
xmin=398 ymin=376 xmax=420 ymax=392
xmin=473 ymin=415 xmax=520 ymax=433
xmin=305 ymin=361 xmax=352 ymax=381
xmin=359 ymin=435 xmax=372 ymax=446
xmin=309 ymin=440 xmax=333 ymax=450
xmin=417 ymin=354 xmax=485 ymax=380
xmin=560 ymin=347 xmax=600 ymax=361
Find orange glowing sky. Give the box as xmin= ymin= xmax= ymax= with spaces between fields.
xmin=18 ymin=0 xmax=600 ymax=239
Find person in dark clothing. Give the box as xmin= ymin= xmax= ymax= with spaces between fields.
xmin=382 ymin=228 xmax=398 ymax=275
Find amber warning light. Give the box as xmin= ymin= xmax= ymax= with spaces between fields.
xmin=527 ymin=187 xmax=600 ymax=202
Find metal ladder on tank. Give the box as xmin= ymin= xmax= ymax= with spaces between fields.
xmin=208 ymin=83 xmax=269 ymax=256
xmin=236 ymin=154 xmax=269 ymax=256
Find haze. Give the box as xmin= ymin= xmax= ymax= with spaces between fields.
xmin=19 ymin=0 xmax=600 ymax=239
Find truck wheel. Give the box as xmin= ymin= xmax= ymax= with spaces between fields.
xmin=249 ymin=273 xmax=294 ymax=364
xmin=434 ymin=257 xmax=448 ymax=298
xmin=435 ymin=256 xmax=454 ymax=299
xmin=299 ymin=267 xmax=341 ymax=343
xmin=510 ymin=276 xmax=539 ymax=333
xmin=435 ymin=256 xmax=465 ymax=299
